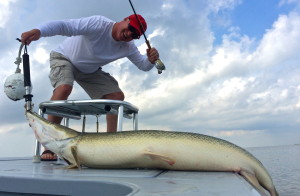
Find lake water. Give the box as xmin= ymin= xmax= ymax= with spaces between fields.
xmin=246 ymin=145 xmax=300 ymax=196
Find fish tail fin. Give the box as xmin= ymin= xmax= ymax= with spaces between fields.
xmin=270 ymin=188 xmax=279 ymax=196
xmin=240 ymin=170 xmax=268 ymax=196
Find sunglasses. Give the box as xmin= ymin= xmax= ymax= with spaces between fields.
xmin=128 ymin=24 xmax=140 ymax=39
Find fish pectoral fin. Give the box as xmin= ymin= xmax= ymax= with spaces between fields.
xmin=71 ymin=146 xmax=81 ymax=169
xmin=143 ymin=151 xmax=175 ymax=166
xmin=240 ymin=170 xmax=268 ymax=196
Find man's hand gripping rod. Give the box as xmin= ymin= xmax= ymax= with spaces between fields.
xmin=128 ymin=0 xmax=166 ymax=74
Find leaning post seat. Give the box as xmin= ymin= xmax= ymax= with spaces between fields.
xmin=32 ymin=99 xmax=139 ymax=162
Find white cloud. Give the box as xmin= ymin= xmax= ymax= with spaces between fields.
xmin=0 ymin=123 xmax=19 ymax=134
xmin=207 ymin=0 xmax=242 ymax=13
xmin=32 ymin=43 xmax=49 ymax=65
xmin=254 ymin=12 xmax=300 ymax=67
xmin=279 ymin=0 xmax=299 ymax=7
xmin=161 ymin=2 xmax=174 ymax=12
xmin=216 ymin=77 xmax=253 ymax=100
xmin=137 ymin=28 xmax=165 ymax=55
xmin=297 ymin=101 xmax=300 ymax=108
xmin=211 ymin=129 xmax=265 ymax=137
xmin=0 ymin=0 xmax=16 ymax=28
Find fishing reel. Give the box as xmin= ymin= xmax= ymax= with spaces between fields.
xmin=4 ymin=39 xmax=33 ymax=110
xmin=154 ymin=59 xmax=166 ymax=74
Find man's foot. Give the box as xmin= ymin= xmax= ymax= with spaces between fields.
xmin=41 ymin=150 xmax=58 ymax=161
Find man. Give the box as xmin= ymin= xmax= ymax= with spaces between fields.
xmin=21 ymin=14 xmax=160 ymax=161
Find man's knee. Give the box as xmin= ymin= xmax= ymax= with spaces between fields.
xmin=102 ymin=91 xmax=125 ymax=101
xmin=53 ymin=84 xmax=73 ymax=98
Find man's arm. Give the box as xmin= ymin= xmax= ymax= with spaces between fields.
xmin=20 ymin=16 xmax=104 ymax=45
xmin=127 ymin=47 xmax=160 ymax=71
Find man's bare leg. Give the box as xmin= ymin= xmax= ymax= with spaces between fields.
xmin=41 ymin=84 xmax=72 ymax=160
xmin=102 ymin=91 xmax=125 ymax=133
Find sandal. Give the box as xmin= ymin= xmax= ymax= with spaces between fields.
xmin=41 ymin=150 xmax=58 ymax=161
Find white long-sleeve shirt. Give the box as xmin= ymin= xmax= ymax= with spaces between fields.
xmin=37 ymin=15 xmax=154 ymax=73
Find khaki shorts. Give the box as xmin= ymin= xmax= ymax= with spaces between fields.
xmin=49 ymin=51 xmax=122 ymax=99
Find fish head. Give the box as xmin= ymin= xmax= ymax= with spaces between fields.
xmin=26 ymin=112 xmax=41 ymax=140
xmin=26 ymin=111 xmax=56 ymax=146
xmin=26 ymin=111 xmax=79 ymax=148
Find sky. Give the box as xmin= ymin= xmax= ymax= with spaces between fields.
xmin=0 ymin=0 xmax=300 ymax=157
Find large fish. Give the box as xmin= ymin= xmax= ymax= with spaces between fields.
xmin=26 ymin=111 xmax=279 ymax=196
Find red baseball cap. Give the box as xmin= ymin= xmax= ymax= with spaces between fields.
xmin=128 ymin=14 xmax=147 ymax=37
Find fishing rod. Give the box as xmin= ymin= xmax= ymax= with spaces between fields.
xmin=128 ymin=0 xmax=166 ymax=74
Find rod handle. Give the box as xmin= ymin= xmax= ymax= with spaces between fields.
xmin=23 ymin=53 xmax=31 ymax=87
xmin=146 ymin=40 xmax=151 ymax=49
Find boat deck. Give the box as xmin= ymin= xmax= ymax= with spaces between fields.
xmin=0 ymin=157 xmax=261 ymax=196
